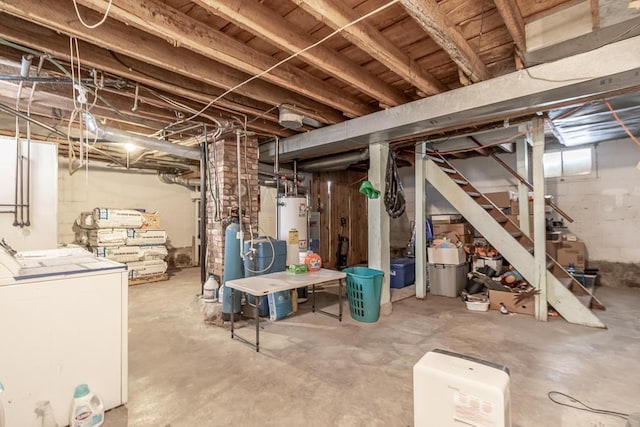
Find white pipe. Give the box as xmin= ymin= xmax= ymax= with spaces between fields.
xmin=84 ymin=113 xmax=201 ymax=160
xmin=236 ymin=130 xmax=244 ymax=260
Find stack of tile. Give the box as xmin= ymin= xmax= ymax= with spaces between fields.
xmin=73 ymin=208 xmax=168 ymax=282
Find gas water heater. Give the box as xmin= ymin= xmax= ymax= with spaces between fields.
xmin=276 ymin=196 xmax=308 ymax=266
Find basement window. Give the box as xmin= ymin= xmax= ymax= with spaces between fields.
xmin=543 ymin=147 xmax=593 ymax=178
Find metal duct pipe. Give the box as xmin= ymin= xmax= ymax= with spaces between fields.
xmin=158 ymin=173 xmax=200 ymax=189
xmin=84 ymin=113 xmax=201 ymax=160
xmin=296 ymin=148 xmax=369 ymax=172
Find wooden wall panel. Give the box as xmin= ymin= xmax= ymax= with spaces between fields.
xmin=311 ymin=170 xmax=368 ymax=269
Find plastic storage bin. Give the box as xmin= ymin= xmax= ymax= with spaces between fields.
xmin=390 ymin=258 xmax=416 ymax=288
xmin=428 ymin=263 xmax=468 ymax=297
xmin=244 ymin=238 xmax=287 ymax=316
xmin=343 ymin=267 xmax=384 ymax=323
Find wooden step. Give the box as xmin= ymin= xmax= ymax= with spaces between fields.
xmin=466 ymin=191 xmax=481 ymax=197
xmin=480 ymin=204 xmax=494 ymax=210
xmin=510 ymin=231 xmax=523 ymax=238
xmin=524 ymin=246 xmax=534 ymax=253
xmin=495 ymin=216 xmax=508 ymax=223
xmin=441 ymin=167 xmax=457 ymax=174
xmin=547 ymin=261 xmax=555 ymax=269
xmin=427 ymin=155 xmax=445 ymax=163
xmin=452 ymin=178 xmax=468 ymax=185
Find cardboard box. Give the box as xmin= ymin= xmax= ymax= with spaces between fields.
xmin=511 ymin=200 xmax=551 ymax=215
xmin=556 ymin=241 xmax=586 ymax=269
xmin=428 ymin=246 xmax=467 ymax=264
xmin=141 ymin=212 xmax=161 ymax=230
xmin=430 ymin=214 xmax=463 ymax=224
xmin=546 ymin=240 xmax=560 ymax=258
xmin=489 ymin=289 xmax=535 ymax=315
xmin=484 ymin=191 xmax=516 ymax=208
xmin=433 ymin=223 xmax=473 ymax=243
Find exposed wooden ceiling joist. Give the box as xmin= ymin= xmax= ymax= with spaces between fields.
xmin=493 ymin=0 xmax=527 ymax=55
xmin=192 ymin=0 xmax=410 ymax=107
xmin=71 ymin=0 xmax=376 ymax=118
xmin=0 ymin=2 xmax=348 ymax=126
xmin=291 ymin=0 xmax=448 ymax=96
xmin=398 ymin=0 xmax=491 ymax=83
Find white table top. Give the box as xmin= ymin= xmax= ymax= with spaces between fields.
xmin=225 ymin=268 xmax=346 ymax=296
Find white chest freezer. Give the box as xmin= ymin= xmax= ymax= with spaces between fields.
xmin=414 ymin=349 xmax=511 ymax=427
xmin=0 ymin=246 xmax=128 ymax=427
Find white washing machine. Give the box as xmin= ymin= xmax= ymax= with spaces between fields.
xmin=0 ymin=246 xmax=128 ymax=426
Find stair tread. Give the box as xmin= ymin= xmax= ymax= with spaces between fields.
xmin=510 ymin=231 xmax=523 ymax=238
xmin=480 ymin=204 xmax=494 ymax=210
xmin=547 ymin=261 xmax=555 ymax=269
xmin=466 ymin=191 xmax=481 ymax=197
xmin=496 ymin=217 xmax=508 ymax=223
xmin=452 ymin=179 xmax=469 ymax=185
xmin=441 ymin=167 xmax=457 ymax=174
xmin=427 ymin=155 xmax=445 ymax=163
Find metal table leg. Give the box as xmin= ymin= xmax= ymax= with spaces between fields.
xmin=230 ymin=288 xmax=235 ymax=338
xmin=315 ymin=279 xmax=344 ymax=321
xmin=229 ymin=289 xmax=261 ymax=352
xmin=255 ymin=296 xmax=261 ymax=353
xmin=312 ymin=284 xmax=316 ymax=313
xmin=338 ymin=278 xmax=343 ymax=321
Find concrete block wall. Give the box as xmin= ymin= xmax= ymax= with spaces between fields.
xmin=206 ymin=134 xmax=259 ymax=279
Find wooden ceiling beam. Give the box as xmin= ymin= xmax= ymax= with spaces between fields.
xmin=291 ymin=0 xmax=447 ymax=96
xmin=70 ymin=0 xmax=375 ymax=118
xmin=493 ymin=0 xmax=527 ymax=55
xmin=192 ymin=0 xmax=409 ymax=107
xmin=0 ymin=4 xmax=346 ymax=125
xmin=0 ymin=25 xmax=294 ymax=137
xmin=398 ymin=0 xmax=491 ymax=83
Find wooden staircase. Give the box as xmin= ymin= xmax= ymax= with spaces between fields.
xmin=425 ymin=151 xmax=605 ymax=328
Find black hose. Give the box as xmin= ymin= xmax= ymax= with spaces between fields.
xmin=384 ymin=150 xmax=406 ymax=218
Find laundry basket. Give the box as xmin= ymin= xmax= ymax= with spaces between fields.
xmin=343 ymin=267 xmax=384 ymax=323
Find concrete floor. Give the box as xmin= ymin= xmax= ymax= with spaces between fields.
xmin=105 ymin=267 xmax=640 ymax=427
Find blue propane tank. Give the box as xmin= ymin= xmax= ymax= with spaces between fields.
xmin=222 ymin=222 xmax=243 ymax=314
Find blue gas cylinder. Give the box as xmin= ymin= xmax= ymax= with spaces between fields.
xmin=222 ymin=222 xmax=243 ymax=314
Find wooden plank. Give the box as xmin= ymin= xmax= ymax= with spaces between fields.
xmin=493 ymin=0 xmax=527 ymax=54
xmin=312 ymin=170 xmax=367 ymax=269
xmin=399 ymin=0 xmax=491 ymax=82
xmin=0 ymin=0 xmax=350 ymax=124
xmin=71 ymin=0 xmax=374 ymax=118
xmin=591 ymin=0 xmax=600 ymax=30
xmin=292 ymin=0 xmax=447 ymax=96
xmin=192 ymin=0 xmax=409 ymax=107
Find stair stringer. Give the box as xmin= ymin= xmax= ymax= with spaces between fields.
xmin=425 ymin=158 xmax=605 ymax=328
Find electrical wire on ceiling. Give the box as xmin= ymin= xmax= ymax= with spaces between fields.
xmin=153 ymin=0 xmax=400 ymax=130
xmin=72 ymin=0 xmax=114 ymax=29
xmin=604 ymin=99 xmax=640 ymax=148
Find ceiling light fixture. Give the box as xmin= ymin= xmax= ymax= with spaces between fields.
xmin=125 ymin=143 xmax=136 ymax=152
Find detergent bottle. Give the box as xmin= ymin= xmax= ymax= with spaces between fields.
xmin=69 ymin=384 xmax=104 ymax=427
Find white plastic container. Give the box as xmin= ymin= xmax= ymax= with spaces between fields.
xmin=0 ymin=382 xmax=5 ymax=427
xmin=203 ymin=275 xmax=219 ymax=302
xmin=69 ymin=384 xmax=104 ymax=427
xmin=465 ymin=300 xmax=490 ymax=312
